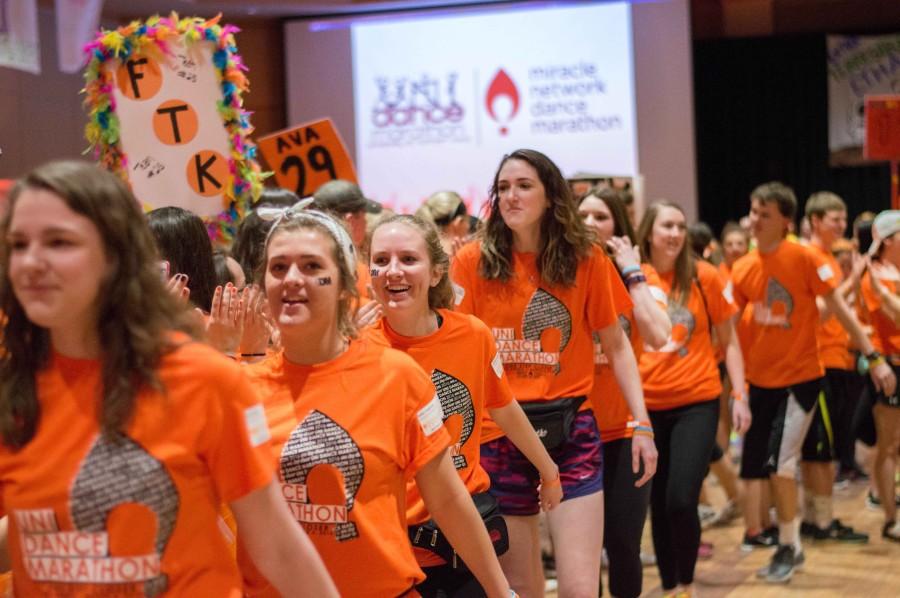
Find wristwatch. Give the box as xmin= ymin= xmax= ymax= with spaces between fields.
xmin=866 ymin=350 xmax=883 ymax=362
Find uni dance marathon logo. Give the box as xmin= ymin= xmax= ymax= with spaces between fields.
xmin=656 ymin=303 xmax=696 ymax=357
xmin=753 ymin=278 xmax=794 ymax=328
xmin=431 ymin=370 xmax=475 ymax=470
xmin=280 ymin=411 xmax=365 ymax=541
xmin=17 ymin=435 xmax=179 ymax=596
xmin=493 ymin=289 xmax=573 ymax=376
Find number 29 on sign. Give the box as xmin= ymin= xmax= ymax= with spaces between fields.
xmin=257 ymin=119 xmax=358 ymax=197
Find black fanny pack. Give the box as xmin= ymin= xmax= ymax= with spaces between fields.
xmin=408 ymin=492 xmax=509 ymax=570
xmin=520 ymin=396 xmax=587 ymax=450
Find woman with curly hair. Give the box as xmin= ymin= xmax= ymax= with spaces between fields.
xmin=451 ymin=149 xmax=657 ymax=598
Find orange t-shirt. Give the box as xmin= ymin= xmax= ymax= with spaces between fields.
xmin=809 ymin=242 xmax=853 ymax=370
xmin=239 ymin=339 xmax=451 ymax=598
xmin=368 ymin=309 xmax=514 ymax=567
xmin=590 ymin=264 xmax=667 ymax=442
xmin=850 ymin=276 xmax=874 ymax=352
xmin=861 ymin=264 xmax=900 ymax=358
xmin=451 ymin=242 xmax=625 ymax=416
xmin=731 ymin=240 xmax=837 ymax=388
xmin=0 ymin=342 xmax=274 ymax=597
xmin=640 ymin=260 xmax=737 ymax=410
xmin=718 ymin=261 xmax=731 ymax=280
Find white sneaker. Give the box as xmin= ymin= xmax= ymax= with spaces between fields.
xmin=699 ymin=503 xmax=717 ymax=528
xmin=708 ymin=499 xmax=741 ymax=527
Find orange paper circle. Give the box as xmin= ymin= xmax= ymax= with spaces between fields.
xmin=152 ymin=100 xmax=199 ymax=145
xmin=186 ymin=150 xmax=229 ymax=197
xmin=115 ymin=56 xmax=163 ymax=101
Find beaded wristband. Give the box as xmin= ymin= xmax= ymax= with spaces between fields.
xmin=627 ymin=420 xmax=652 ymax=428
xmin=620 ymin=265 xmax=641 ymax=277
xmin=625 ymin=274 xmax=647 ymax=288
xmin=632 ymin=427 xmax=655 ymax=439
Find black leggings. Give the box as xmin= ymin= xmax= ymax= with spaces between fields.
xmin=601 ymin=438 xmax=651 ymax=598
xmin=826 ymin=368 xmax=867 ymax=469
xmin=648 ymin=399 xmax=719 ymax=590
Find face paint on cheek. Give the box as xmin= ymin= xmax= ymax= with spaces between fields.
xmin=370 ymin=268 xmax=381 ymax=278
xmin=317 ymin=277 xmax=332 ymax=286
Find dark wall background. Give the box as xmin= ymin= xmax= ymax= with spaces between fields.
xmin=693 ymin=34 xmax=890 ymax=236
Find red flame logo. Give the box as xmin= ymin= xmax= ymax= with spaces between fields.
xmin=485 ymin=69 xmax=519 ymax=136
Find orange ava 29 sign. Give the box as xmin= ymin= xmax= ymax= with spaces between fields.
xmin=257 ymin=118 xmax=357 ymax=197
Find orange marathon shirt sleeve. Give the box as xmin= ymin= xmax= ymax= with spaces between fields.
xmin=586 ymin=248 xmax=626 ymax=332
xmin=449 ymin=242 xmax=479 ymax=314
xmin=803 ymin=243 xmax=839 ymax=296
xmin=699 ymin=260 xmax=739 ymax=326
xmin=198 ymin=359 xmax=276 ymax=504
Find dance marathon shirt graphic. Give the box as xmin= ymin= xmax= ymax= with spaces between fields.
xmin=494 ymin=288 xmax=573 ymax=376
xmin=16 ymin=434 xmax=179 ymax=596
xmin=752 ymin=278 xmax=795 ymax=328
xmin=656 ymin=302 xmax=696 ymax=357
xmin=279 ymin=411 xmax=365 ymax=541
xmin=431 ymin=369 xmax=475 ymax=470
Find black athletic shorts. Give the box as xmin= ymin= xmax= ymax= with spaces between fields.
xmin=740 ymin=378 xmax=822 ymax=479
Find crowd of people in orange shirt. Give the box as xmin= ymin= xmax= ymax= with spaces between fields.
xmin=0 ymin=150 xmax=897 ymax=598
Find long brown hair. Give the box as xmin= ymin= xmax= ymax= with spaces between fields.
xmin=479 ymin=149 xmax=593 ymax=286
xmin=0 ymin=161 xmax=197 ymax=449
xmin=370 ymin=214 xmax=454 ymax=310
xmin=636 ymin=200 xmax=695 ymax=305
xmin=580 ymin=186 xmax=636 ymax=244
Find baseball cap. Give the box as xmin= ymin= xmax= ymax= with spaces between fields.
xmin=312 ymin=179 xmax=382 ymax=214
xmin=363 ymin=196 xmax=383 ymax=214
xmin=869 ymin=209 xmax=900 ymax=255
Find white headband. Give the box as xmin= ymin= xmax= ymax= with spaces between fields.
xmin=257 ymin=198 xmax=358 ymax=275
